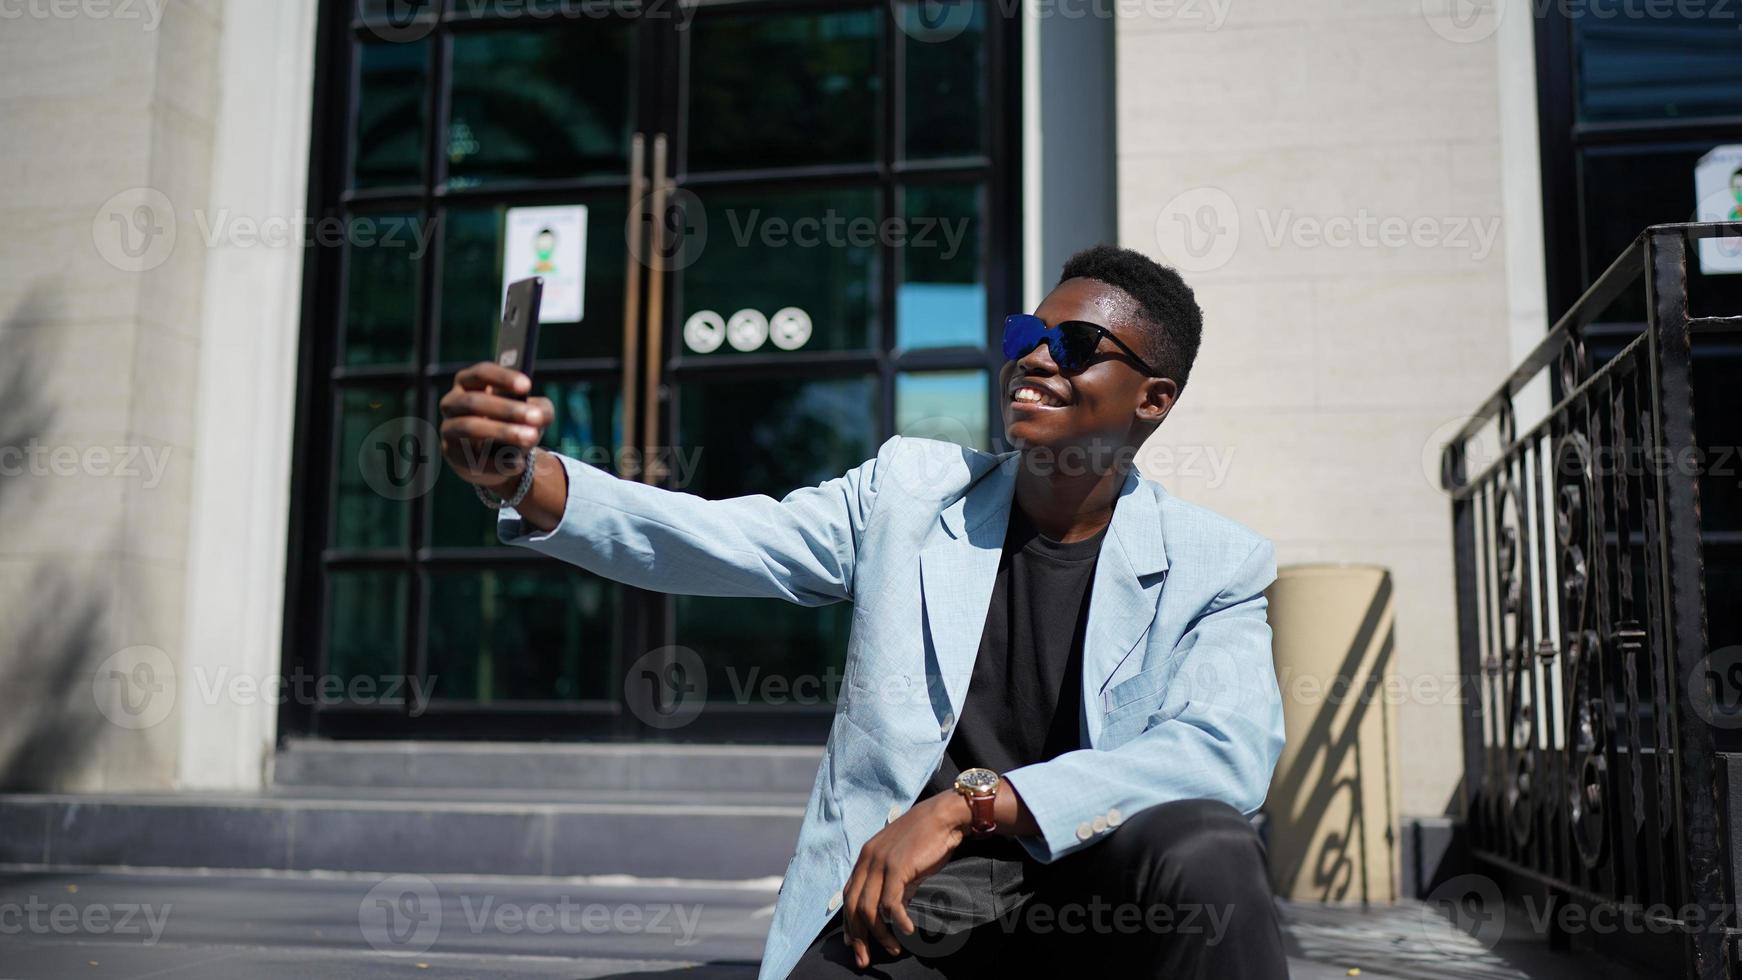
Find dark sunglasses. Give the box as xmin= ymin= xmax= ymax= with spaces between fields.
xmin=1001 ymin=314 xmax=1162 ymax=377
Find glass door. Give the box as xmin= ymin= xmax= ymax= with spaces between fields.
xmin=633 ymin=0 xmax=1018 ymax=740
xmin=286 ymin=0 xmax=1019 ymax=743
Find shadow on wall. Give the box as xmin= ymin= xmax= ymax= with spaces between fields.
xmin=1263 ymin=566 xmax=1402 ymax=904
xmin=0 ymin=284 xmax=123 ymax=791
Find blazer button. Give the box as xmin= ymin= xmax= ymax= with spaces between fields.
xmin=828 ymin=890 xmax=843 ymax=912
xmin=887 ymin=804 xmax=903 ymax=824
xmin=1076 ymin=822 xmax=1094 ymax=841
xmin=1107 ymin=808 xmax=1124 ymax=827
xmin=1092 ymin=815 xmax=1108 ymax=834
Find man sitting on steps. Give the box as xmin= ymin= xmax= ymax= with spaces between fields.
xmin=438 ymin=244 xmax=1289 ymax=978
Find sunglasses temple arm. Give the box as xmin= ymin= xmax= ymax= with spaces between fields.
xmin=1102 ymin=330 xmax=1163 ymax=378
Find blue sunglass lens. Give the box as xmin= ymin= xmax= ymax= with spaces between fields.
xmin=1003 ymin=315 xmax=1097 ymax=369
xmin=1001 ymin=315 xmax=1042 ymax=361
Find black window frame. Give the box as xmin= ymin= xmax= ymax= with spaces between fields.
xmin=280 ymin=0 xmax=1024 ymax=744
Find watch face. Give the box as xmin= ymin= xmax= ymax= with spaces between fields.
xmin=957 ymin=768 xmax=1000 ymax=794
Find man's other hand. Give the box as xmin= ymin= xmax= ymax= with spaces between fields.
xmin=841 ymin=791 xmax=973 ymax=969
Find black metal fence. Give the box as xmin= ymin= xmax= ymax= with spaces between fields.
xmin=1441 ymin=223 xmax=1742 ymax=978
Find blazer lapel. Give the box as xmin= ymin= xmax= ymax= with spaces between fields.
xmin=918 ymin=453 xmax=1018 ymax=716
xmin=917 ymin=459 xmax=1170 ymax=739
xmin=1081 ymin=470 xmax=1170 ymax=744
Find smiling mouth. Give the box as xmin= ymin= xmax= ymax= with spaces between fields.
xmin=1010 ymin=383 xmax=1067 ymax=408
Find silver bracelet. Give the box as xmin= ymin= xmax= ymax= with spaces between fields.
xmin=475 ymin=447 xmax=541 ymax=511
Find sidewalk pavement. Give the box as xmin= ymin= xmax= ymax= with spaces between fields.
xmin=0 ymin=868 xmax=1633 ymax=979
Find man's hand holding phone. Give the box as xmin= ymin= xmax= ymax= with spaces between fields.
xmin=438 ymin=362 xmax=567 ymax=532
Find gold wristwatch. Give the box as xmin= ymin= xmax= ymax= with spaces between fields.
xmin=954 ymin=767 xmax=1000 ymax=835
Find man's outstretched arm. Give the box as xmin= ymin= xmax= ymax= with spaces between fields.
xmin=439 ymin=361 xmax=891 ymax=605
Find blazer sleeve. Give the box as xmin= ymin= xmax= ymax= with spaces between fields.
xmin=1000 ymin=537 xmax=1286 ymax=863
xmin=496 ymin=436 xmax=901 ymax=606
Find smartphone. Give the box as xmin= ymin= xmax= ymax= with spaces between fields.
xmin=494 ymin=276 xmax=544 ymax=399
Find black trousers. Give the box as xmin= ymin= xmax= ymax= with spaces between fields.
xmin=787 ymin=799 xmax=1287 ymax=979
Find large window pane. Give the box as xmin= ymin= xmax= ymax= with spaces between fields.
xmin=1575 ymin=17 xmax=1742 ymax=124
xmin=429 ymin=379 xmax=622 ymax=548
xmin=896 ymin=370 xmax=988 ymax=449
xmin=686 ymin=9 xmax=880 ymax=171
xmin=352 ymin=41 xmax=428 ymax=190
xmin=676 ymin=375 xmax=877 ymax=500
xmin=1579 ymin=144 xmax=1742 ymax=323
xmin=447 ymin=24 xmax=634 ymax=187
xmin=896 ymin=182 xmax=985 ymax=351
xmin=902 ymin=0 xmax=987 ymax=160
xmin=325 ymin=570 xmax=407 ymax=693
xmin=1694 ymin=352 xmax=1742 ymax=536
xmin=425 ymin=570 xmax=619 ymax=702
xmin=672 ymin=374 xmax=874 ymax=709
xmin=342 ymin=210 xmax=422 ymax=366
xmin=675 ymin=596 xmax=853 ymax=711
xmin=332 ymin=386 xmax=415 ymax=549
xmin=437 ymin=197 xmax=628 ymax=363
xmin=1708 ymin=556 xmax=1742 ymax=661
xmin=676 ymin=187 xmax=880 ymax=355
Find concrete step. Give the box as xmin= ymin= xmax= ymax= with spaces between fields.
xmin=273 ymin=739 xmax=824 ymax=795
xmin=0 ymin=789 xmax=804 ymax=880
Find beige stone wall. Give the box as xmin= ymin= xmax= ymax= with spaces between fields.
xmin=0 ymin=0 xmax=222 ymax=791
xmin=1118 ymin=1 xmax=1536 ymax=816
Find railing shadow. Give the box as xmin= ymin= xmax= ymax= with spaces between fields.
xmin=0 ymin=283 xmax=123 ymax=791
xmin=1265 ymin=567 xmax=1398 ymax=904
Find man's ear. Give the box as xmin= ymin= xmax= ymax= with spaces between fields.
xmin=1135 ymin=377 xmax=1178 ymax=426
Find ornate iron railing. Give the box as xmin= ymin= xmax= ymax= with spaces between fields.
xmin=1441 ymin=223 xmax=1742 ymax=978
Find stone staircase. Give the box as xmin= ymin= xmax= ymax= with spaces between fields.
xmin=0 ymin=740 xmax=819 ymax=880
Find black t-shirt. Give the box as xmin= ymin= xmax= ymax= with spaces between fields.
xmin=907 ymin=503 xmax=1107 ymax=931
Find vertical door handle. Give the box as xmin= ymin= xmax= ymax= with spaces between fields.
xmin=641 ymin=133 xmax=673 ymax=484
xmin=619 ymin=132 xmax=648 ymax=480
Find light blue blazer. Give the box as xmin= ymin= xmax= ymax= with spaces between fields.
xmin=499 ymin=436 xmax=1285 ymax=980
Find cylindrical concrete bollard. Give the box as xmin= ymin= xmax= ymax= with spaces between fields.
xmin=1263 ymin=563 xmax=1399 ymax=904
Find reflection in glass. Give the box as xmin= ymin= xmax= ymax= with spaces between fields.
xmin=677 ymin=375 xmax=877 ymax=500
xmin=342 ymin=210 xmax=421 ymax=366
xmin=896 ymin=183 xmax=985 ymax=350
xmin=1575 ymin=19 xmax=1742 ymax=123
xmin=425 ymin=570 xmax=618 ymax=702
xmin=325 ymin=570 xmax=406 ymax=693
xmin=353 ymin=41 xmax=428 ymax=189
xmin=678 ymin=188 xmax=879 ymax=355
xmin=333 ymin=386 xmax=414 ymax=549
xmin=448 ymin=25 xmax=633 ymax=186
xmin=438 ymin=198 xmax=627 ymax=362
xmin=1694 ymin=355 xmax=1742 ymax=535
xmin=1707 ymin=560 xmax=1741 ymax=662
xmin=1578 ymin=145 xmax=1742 ymax=326
xmin=687 ymin=9 xmax=880 ymax=171
xmin=671 ymin=375 xmax=872 ymax=700
xmin=356 ymin=0 xmax=443 ymax=19
xmin=429 ymin=380 xmax=622 ymax=548
xmin=671 ymin=375 xmax=871 ymax=706
xmin=676 ymin=595 xmax=853 ymax=709
xmin=897 ymin=371 xmax=988 ymax=449
xmin=903 ymin=1 xmax=987 ymax=160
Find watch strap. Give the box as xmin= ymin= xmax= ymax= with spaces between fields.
xmin=965 ymin=792 xmax=997 ymax=835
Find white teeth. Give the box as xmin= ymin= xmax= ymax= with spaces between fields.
xmin=1013 ymin=386 xmax=1057 ymax=406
